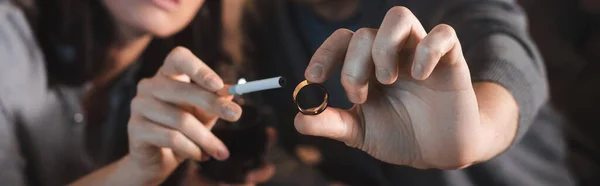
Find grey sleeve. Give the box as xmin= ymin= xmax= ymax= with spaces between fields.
xmin=431 ymin=0 xmax=548 ymax=141
xmin=0 ymin=2 xmax=33 ymax=185
xmin=0 ymin=103 xmax=27 ymax=186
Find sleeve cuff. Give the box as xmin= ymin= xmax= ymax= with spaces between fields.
xmin=466 ymin=34 xmax=549 ymax=143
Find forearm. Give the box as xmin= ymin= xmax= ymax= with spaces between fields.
xmin=436 ymin=1 xmax=547 ymax=164
xmin=69 ymin=155 xmax=158 ymax=186
xmin=463 ymin=33 xmax=547 ymax=163
xmin=473 ymin=82 xmax=519 ymax=162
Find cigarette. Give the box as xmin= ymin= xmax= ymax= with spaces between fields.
xmin=228 ymin=76 xmax=286 ymax=95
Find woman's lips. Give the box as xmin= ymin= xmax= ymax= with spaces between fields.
xmin=151 ymin=0 xmax=180 ymax=11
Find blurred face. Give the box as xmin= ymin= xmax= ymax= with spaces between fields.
xmin=103 ymin=0 xmax=205 ymax=38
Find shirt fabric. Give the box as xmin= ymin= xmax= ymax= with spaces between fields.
xmin=0 ymin=0 xmax=575 ymax=186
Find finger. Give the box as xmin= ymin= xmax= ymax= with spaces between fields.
xmin=294 ymin=107 xmax=364 ymax=149
xmin=412 ymin=24 xmax=463 ymax=80
xmin=179 ymin=99 xmax=232 ymax=128
xmin=130 ymin=117 xmax=203 ymax=160
xmin=342 ymin=28 xmax=377 ymax=104
xmin=305 ymin=29 xmax=354 ymax=83
xmin=265 ymin=127 xmax=278 ymax=149
xmin=200 ymin=154 xmax=211 ymax=162
xmin=131 ymin=97 xmax=230 ymax=160
xmin=189 ymin=105 xmax=222 ymax=128
xmin=245 ymin=163 xmax=276 ymax=183
xmin=178 ymin=104 xmax=217 ymax=127
xmin=159 ymin=46 xmax=224 ymax=91
xmin=372 ymin=6 xmax=427 ymax=84
xmin=137 ymin=77 xmax=242 ymax=121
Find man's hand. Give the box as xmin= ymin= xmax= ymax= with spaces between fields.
xmin=294 ymin=6 xmax=514 ymax=169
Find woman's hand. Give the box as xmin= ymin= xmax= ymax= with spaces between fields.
xmin=126 ymin=46 xmax=242 ymax=184
xmin=294 ymin=7 xmax=484 ymax=169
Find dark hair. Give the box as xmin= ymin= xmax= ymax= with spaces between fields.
xmin=15 ymin=0 xmax=228 ymax=86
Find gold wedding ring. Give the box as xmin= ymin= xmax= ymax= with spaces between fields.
xmin=293 ymin=80 xmax=329 ymax=115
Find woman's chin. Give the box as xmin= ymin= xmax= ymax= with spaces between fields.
xmin=104 ymin=0 xmax=202 ymax=39
xmin=126 ymin=9 xmax=181 ymax=38
xmin=137 ymin=20 xmax=186 ymax=38
xmin=149 ymin=27 xmax=181 ymax=38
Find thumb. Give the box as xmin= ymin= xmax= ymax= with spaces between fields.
xmin=294 ymin=107 xmax=364 ymax=148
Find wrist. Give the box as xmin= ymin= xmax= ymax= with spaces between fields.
xmin=69 ymin=154 xmax=165 ymax=186
xmin=473 ymin=82 xmax=519 ymax=162
xmin=117 ymin=155 xmax=164 ymax=186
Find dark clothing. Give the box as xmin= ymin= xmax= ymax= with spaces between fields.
xmin=292 ymin=2 xmax=361 ymax=109
xmin=0 ymin=1 xmax=574 ymax=186
xmin=246 ymin=0 xmax=574 ymax=185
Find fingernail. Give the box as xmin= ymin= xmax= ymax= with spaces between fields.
xmin=412 ymin=63 xmax=424 ymax=80
xmin=307 ymin=64 xmax=324 ymax=79
xmin=221 ymin=103 xmax=241 ymax=119
xmin=217 ymin=148 xmax=230 ymax=160
xmin=376 ymin=67 xmax=391 ymax=82
xmin=205 ymin=75 xmax=223 ymax=90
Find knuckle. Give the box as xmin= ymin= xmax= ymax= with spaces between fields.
xmin=172 ymin=112 xmax=195 ymax=129
xmin=433 ymin=24 xmax=457 ymax=39
xmin=213 ymin=97 xmax=230 ymax=111
xmin=127 ymin=119 xmax=148 ymax=143
xmin=206 ymin=97 xmax=224 ymax=114
xmin=341 ymin=70 xmax=366 ymax=87
xmin=197 ymin=69 xmax=214 ymax=84
xmin=165 ymin=46 xmax=191 ymax=68
xmin=371 ymin=45 xmax=392 ymax=58
xmin=216 ymin=97 xmax=234 ymax=114
xmin=165 ymin=131 xmax=183 ymax=147
xmin=208 ymin=96 xmax=220 ymax=109
xmin=136 ymin=78 xmax=153 ymax=92
xmin=387 ymin=6 xmax=413 ymax=19
xmin=332 ymin=28 xmax=354 ymax=38
xmin=198 ymin=95 xmax=216 ymax=111
xmin=435 ymin=24 xmax=456 ymax=36
xmin=353 ymin=28 xmax=376 ymax=43
xmin=129 ymin=141 xmax=145 ymax=152
xmin=317 ymin=45 xmax=335 ymax=58
xmin=127 ymin=119 xmax=140 ymax=134
xmin=168 ymin=46 xmax=191 ymax=58
xmin=311 ymin=48 xmax=334 ymax=66
xmin=130 ymin=97 xmax=146 ymax=112
xmin=418 ymin=42 xmax=443 ymax=59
